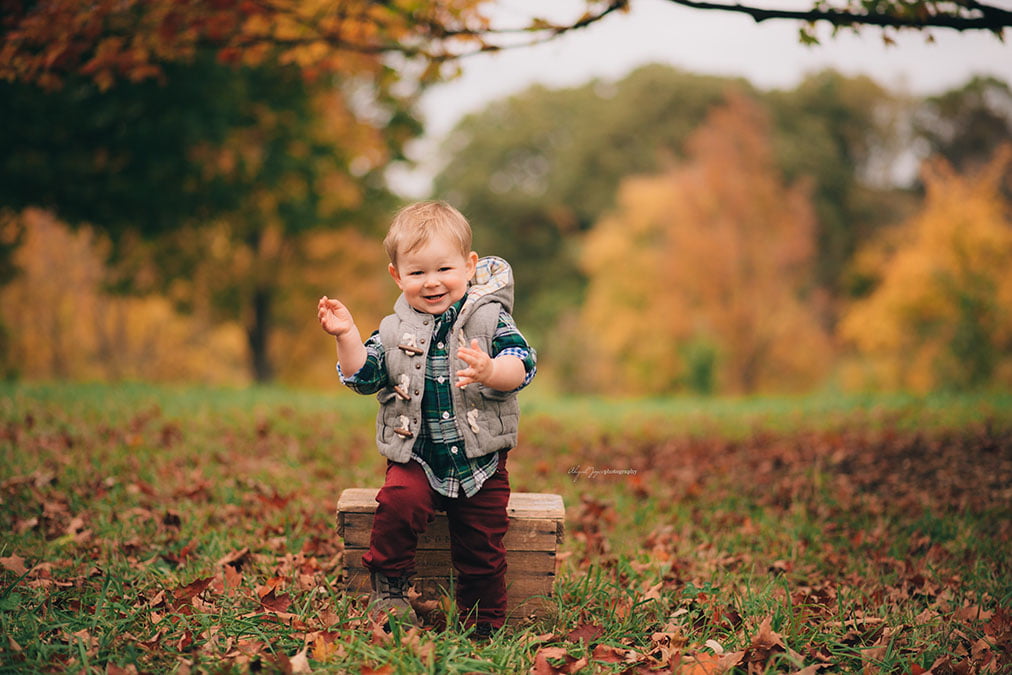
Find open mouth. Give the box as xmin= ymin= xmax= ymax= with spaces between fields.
xmin=423 ymin=292 xmax=447 ymax=303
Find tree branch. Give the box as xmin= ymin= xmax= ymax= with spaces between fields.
xmin=661 ymin=0 xmax=1012 ymax=33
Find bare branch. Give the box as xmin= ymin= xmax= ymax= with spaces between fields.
xmin=661 ymin=0 xmax=1011 ymax=33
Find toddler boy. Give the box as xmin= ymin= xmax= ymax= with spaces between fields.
xmin=317 ymin=201 xmax=536 ymax=634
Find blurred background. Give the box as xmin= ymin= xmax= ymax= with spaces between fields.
xmin=2 ymin=0 xmax=1011 ymax=395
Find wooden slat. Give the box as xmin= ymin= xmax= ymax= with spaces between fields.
xmin=337 ymin=489 xmax=564 ymax=519
xmin=343 ymin=548 xmax=556 ymax=577
xmin=339 ymin=512 xmax=561 ymax=551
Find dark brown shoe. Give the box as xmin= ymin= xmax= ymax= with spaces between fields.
xmin=368 ymin=572 xmax=419 ymax=627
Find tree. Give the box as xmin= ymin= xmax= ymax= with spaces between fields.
xmin=581 ymin=93 xmax=833 ymax=394
xmin=1 ymin=54 xmax=411 ymax=382
xmin=914 ymin=76 xmax=1012 ymax=177
xmin=1 ymin=0 xmax=467 ymax=382
xmin=840 ymin=148 xmax=1012 ymax=391
xmin=434 ymin=66 xmax=909 ymax=369
xmin=0 ymin=209 xmax=247 ymax=382
xmin=765 ymin=70 xmax=914 ymax=299
xmin=434 ymin=65 xmax=742 ymax=347
xmin=2 ymin=0 xmax=1007 ymax=93
xmin=0 ymin=0 xmax=490 ymax=90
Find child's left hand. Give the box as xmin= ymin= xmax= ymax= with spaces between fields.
xmin=456 ymin=339 xmax=494 ymax=388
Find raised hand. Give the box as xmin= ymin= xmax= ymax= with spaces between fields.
xmin=318 ymin=296 xmax=355 ymax=337
xmin=456 ymin=338 xmax=494 ymax=388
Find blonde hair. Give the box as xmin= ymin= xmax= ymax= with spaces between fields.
xmin=384 ymin=201 xmax=472 ymax=266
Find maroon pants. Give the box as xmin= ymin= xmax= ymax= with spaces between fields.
xmin=362 ymin=453 xmax=510 ymax=628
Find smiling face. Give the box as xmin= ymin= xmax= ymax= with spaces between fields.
xmin=389 ymin=235 xmax=478 ymax=315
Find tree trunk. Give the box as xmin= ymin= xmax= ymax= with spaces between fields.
xmin=248 ymin=285 xmax=274 ymax=383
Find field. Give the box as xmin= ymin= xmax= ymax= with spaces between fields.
xmin=1 ymin=383 xmax=1010 ymax=674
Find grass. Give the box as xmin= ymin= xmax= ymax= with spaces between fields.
xmin=1 ymin=382 xmax=1010 ymax=673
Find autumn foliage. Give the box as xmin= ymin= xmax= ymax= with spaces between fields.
xmin=0 ymin=0 xmax=492 ymax=90
xmin=0 ymin=208 xmax=394 ymax=386
xmin=841 ymin=148 xmax=1012 ymax=391
xmin=581 ymin=93 xmax=833 ymax=394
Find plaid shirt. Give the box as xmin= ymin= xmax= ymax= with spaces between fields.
xmin=341 ymin=295 xmax=536 ymax=497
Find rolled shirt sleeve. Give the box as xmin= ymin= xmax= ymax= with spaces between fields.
xmin=337 ymin=330 xmax=389 ymax=394
xmin=491 ymin=309 xmax=537 ymax=391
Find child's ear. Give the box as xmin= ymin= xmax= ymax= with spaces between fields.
xmin=388 ymin=263 xmax=404 ymax=289
xmin=466 ymin=252 xmax=478 ymax=279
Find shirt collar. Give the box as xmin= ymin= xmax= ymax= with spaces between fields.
xmin=433 ymin=295 xmax=466 ymax=337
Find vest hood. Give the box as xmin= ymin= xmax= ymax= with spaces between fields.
xmin=462 ymin=255 xmax=514 ymax=317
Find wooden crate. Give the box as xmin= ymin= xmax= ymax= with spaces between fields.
xmin=337 ymin=488 xmax=564 ymax=619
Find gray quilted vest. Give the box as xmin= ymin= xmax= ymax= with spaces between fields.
xmin=373 ymin=256 xmax=521 ymax=463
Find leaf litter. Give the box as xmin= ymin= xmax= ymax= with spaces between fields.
xmin=0 ymin=393 xmax=1009 ymax=672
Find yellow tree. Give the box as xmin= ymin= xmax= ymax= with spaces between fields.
xmin=0 ymin=209 xmax=247 ymax=383
xmin=840 ymin=148 xmax=1012 ymax=391
xmin=581 ymin=92 xmax=833 ymax=394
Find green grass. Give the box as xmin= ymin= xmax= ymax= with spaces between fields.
xmin=1 ymin=382 xmax=1010 ymax=673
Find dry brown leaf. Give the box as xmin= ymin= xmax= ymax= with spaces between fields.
xmin=565 ymin=622 xmax=604 ymax=644
xmin=287 ymin=645 xmax=312 ymax=674
xmin=591 ymin=643 xmax=628 ymax=664
xmin=216 ymin=547 xmax=251 ymax=569
xmin=0 ymin=554 xmax=28 ymax=575
xmin=678 ymin=651 xmax=724 ymax=675
xmin=786 ymin=665 xmax=825 ymax=675
xmin=530 ymin=645 xmax=572 ymax=675
xmin=173 ymin=577 xmax=213 ymax=604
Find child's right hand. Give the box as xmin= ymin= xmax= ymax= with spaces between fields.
xmin=318 ymin=296 xmax=355 ymax=337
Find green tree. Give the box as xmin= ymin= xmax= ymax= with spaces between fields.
xmin=434 ymin=66 xmax=909 ymax=369
xmin=765 ymin=70 xmax=913 ymax=299
xmin=914 ymin=76 xmax=1012 ymax=176
xmin=1 ymin=0 xmax=495 ymax=383
xmin=1 ymin=58 xmax=412 ymax=382
xmin=434 ymin=65 xmax=744 ymax=345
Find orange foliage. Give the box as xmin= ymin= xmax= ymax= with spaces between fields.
xmin=1 ymin=0 xmax=492 ymax=90
xmin=840 ymin=148 xmax=1012 ymax=391
xmin=0 ymin=209 xmax=247 ymax=383
xmin=271 ymin=227 xmax=395 ymax=389
xmin=581 ymin=92 xmax=833 ymax=394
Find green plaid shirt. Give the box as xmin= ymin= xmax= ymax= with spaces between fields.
xmin=341 ymin=296 xmax=535 ymax=497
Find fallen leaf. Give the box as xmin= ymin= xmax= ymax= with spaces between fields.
xmin=361 ymin=665 xmax=395 ymax=675
xmin=591 ymin=643 xmax=628 ymax=665
xmin=565 ymin=622 xmax=604 ymax=644
xmin=750 ymin=615 xmax=786 ymax=652
xmin=678 ymin=651 xmax=723 ymax=675
xmin=259 ymin=588 xmax=292 ymax=613
xmin=640 ymin=581 xmax=664 ymax=602
xmin=173 ymin=577 xmax=213 ymax=604
xmin=531 ymin=645 xmax=579 ymax=674
xmin=308 ymin=631 xmax=345 ymax=662
xmin=786 ymin=665 xmax=824 ymax=675
xmin=216 ymin=547 xmax=251 ymax=570
xmin=287 ymin=645 xmax=312 ymax=674
xmin=0 ymin=554 xmax=27 ymax=575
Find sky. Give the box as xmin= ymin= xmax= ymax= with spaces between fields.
xmin=387 ymin=0 xmax=1012 ymax=196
